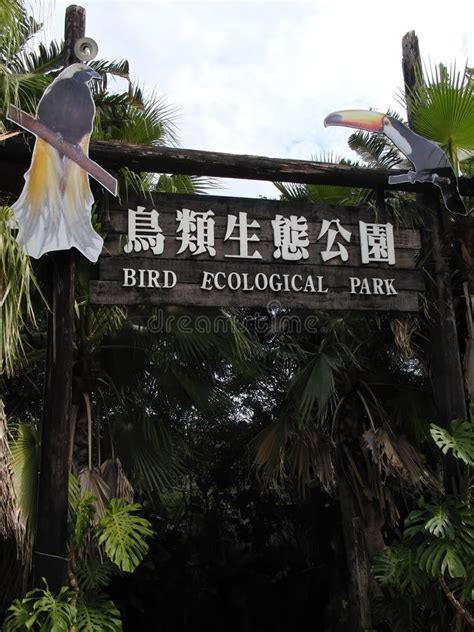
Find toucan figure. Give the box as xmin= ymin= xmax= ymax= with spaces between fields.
xmin=324 ymin=110 xmax=466 ymax=215
xmin=12 ymin=63 xmax=103 ymax=261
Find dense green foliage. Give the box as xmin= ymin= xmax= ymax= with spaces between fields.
xmin=1 ymin=2 xmax=474 ymax=631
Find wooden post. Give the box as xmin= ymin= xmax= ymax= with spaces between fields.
xmin=33 ymin=5 xmax=85 ymax=593
xmin=401 ymin=34 xmax=467 ymax=454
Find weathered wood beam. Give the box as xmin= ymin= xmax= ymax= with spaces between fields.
xmin=90 ymin=280 xmax=421 ymax=312
xmin=2 ymin=135 xmax=474 ymax=194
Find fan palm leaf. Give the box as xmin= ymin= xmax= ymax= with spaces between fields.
xmin=112 ymin=414 xmax=185 ymax=496
xmin=405 ymin=63 xmax=474 ymax=171
xmin=9 ymin=420 xmax=39 ymax=536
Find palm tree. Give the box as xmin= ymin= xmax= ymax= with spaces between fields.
xmin=254 ymin=61 xmax=474 ymax=631
xmin=405 ymin=63 xmax=474 ymax=175
xmin=0 ymin=4 xmax=268 ymax=620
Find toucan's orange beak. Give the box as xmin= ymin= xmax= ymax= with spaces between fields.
xmin=324 ymin=110 xmax=385 ymax=132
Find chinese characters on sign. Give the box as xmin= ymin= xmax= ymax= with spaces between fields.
xmin=124 ymin=206 xmax=164 ymax=255
xmin=90 ymin=193 xmax=423 ymax=311
xmin=124 ymin=206 xmax=396 ymax=266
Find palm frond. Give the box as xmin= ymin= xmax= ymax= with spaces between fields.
xmin=0 ymin=207 xmax=42 ymax=378
xmin=362 ymin=427 xmax=436 ymax=491
xmin=0 ymin=401 xmax=27 ymax=554
xmin=252 ymin=416 xmax=336 ymax=494
xmin=95 ymin=84 xmax=178 ymax=146
xmin=288 ymin=349 xmax=342 ymax=424
xmin=348 ymin=129 xmax=406 ymax=169
xmin=117 ymin=167 xmax=156 ymax=202
xmin=68 ymin=472 xmax=81 ymax=524
xmin=124 ymin=87 xmax=178 ymax=146
xmin=112 ymin=414 xmax=185 ymax=496
xmin=286 ymin=426 xmax=336 ymax=493
xmin=252 ymin=415 xmax=295 ymax=489
xmin=88 ymin=306 xmax=127 ymax=349
xmin=0 ymin=69 xmax=50 ymax=118
xmin=78 ymin=467 xmax=111 ymax=520
xmin=155 ymin=173 xmax=220 ymax=194
xmin=12 ymin=40 xmax=63 ymax=75
xmin=10 ymin=420 xmax=39 ymax=536
xmin=90 ymin=57 xmax=130 ymax=93
xmin=100 ymin=458 xmax=134 ymax=502
xmin=274 ymin=153 xmax=364 ymax=205
xmin=405 ymin=62 xmax=474 ymax=170
xmin=273 ymin=182 xmax=309 ymax=201
xmin=0 ymin=2 xmax=41 ymax=64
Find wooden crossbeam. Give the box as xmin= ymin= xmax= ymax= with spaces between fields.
xmin=2 ymin=119 xmax=474 ymax=195
xmin=7 ymin=105 xmax=118 ymax=196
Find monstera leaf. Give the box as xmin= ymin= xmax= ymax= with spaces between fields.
xmin=77 ymin=557 xmax=116 ymax=592
xmin=373 ymin=544 xmax=429 ymax=595
xmin=430 ymin=419 xmax=474 ymax=465
xmin=97 ymin=498 xmax=153 ymax=572
xmin=75 ymin=595 xmax=122 ymax=632
xmin=3 ymin=583 xmax=76 ymax=632
xmin=404 ymin=500 xmax=474 ymax=579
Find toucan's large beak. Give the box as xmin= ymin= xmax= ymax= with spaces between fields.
xmin=324 ymin=110 xmax=385 ymax=132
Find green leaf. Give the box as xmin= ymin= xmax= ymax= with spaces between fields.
xmin=289 ymin=349 xmax=342 ymax=424
xmin=373 ymin=544 xmax=429 ymax=595
xmin=76 ymin=595 xmax=122 ymax=632
xmin=113 ymin=415 xmax=185 ymax=497
xmin=68 ymin=472 xmax=81 ymax=525
xmin=73 ymin=491 xmax=97 ymax=549
xmin=4 ymin=584 xmax=76 ymax=632
xmin=405 ymin=63 xmax=474 ymax=170
xmin=10 ymin=421 xmax=39 ymax=534
xmin=76 ymin=557 xmax=116 ymax=592
xmin=442 ymin=545 xmax=467 ymax=577
xmin=424 ymin=505 xmax=455 ymax=540
xmin=430 ymin=419 xmax=474 ymax=465
xmin=0 ymin=206 xmax=43 ymax=377
xmin=404 ymin=509 xmax=426 ymax=538
xmin=416 ymin=539 xmax=467 ymax=579
xmin=98 ymin=498 xmax=153 ymax=572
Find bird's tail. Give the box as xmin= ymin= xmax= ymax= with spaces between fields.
xmin=12 ymin=137 xmax=103 ymax=262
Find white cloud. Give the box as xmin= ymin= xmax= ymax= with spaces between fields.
xmin=39 ymin=0 xmax=474 ymax=197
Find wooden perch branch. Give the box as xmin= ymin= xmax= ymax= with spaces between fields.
xmin=7 ymin=105 xmax=118 ymax=196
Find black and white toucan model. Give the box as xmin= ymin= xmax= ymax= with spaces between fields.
xmin=324 ymin=110 xmax=466 ymax=215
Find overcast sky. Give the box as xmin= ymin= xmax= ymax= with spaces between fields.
xmin=34 ymin=0 xmax=474 ymax=197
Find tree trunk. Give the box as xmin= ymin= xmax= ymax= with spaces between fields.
xmin=337 ymin=470 xmax=373 ymax=632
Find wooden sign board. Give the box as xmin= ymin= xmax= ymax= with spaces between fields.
xmin=90 ymin=193 xmax=424 ymax=311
